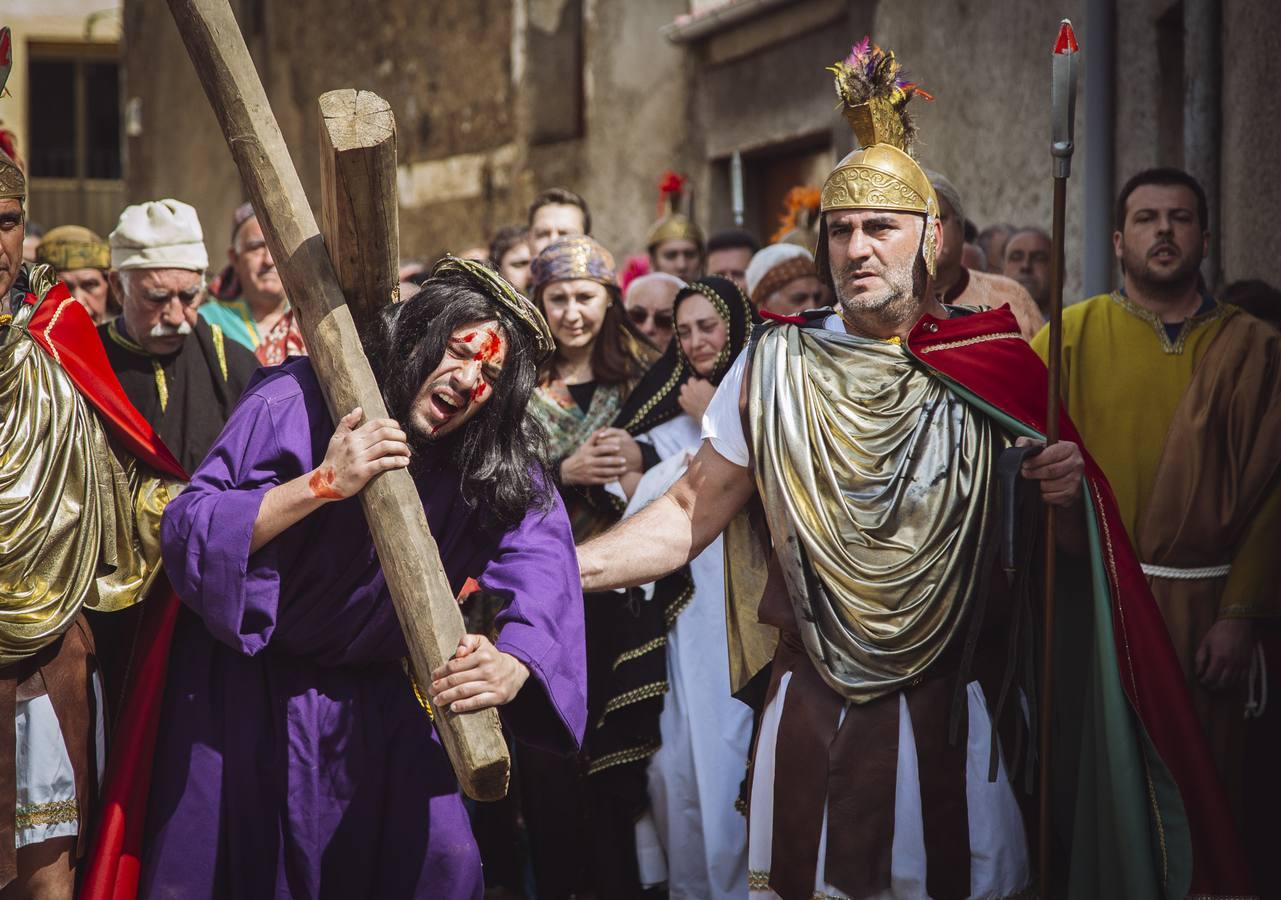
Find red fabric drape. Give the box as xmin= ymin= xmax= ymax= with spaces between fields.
xmin=907 ymin=304 xmax=1251 ymax=896
xmin=80 ymin=588 xmax=181 ymax=900
xmin=25 ymin=284 xmax=185 ymax=480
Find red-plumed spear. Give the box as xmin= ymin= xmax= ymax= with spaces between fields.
xmin=1039 ymin=16 xmax=1078 ymax=886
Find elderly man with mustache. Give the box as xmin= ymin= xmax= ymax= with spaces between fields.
xmin=99 ymin=199 xmax=258 ymax=475
xmin=94 ymin=199 xmax=260 ymax=708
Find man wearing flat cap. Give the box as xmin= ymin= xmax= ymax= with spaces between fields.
xmin=36 ymin=225 xmax=119 ymax=323
xmin=99 ymin=199 xmax=258 ymax=474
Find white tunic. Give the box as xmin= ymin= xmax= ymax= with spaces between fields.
xmin=15 ymin=673 xmax=106 ymax=849
xmin=625 ymin=413 xmax=754 ymax=899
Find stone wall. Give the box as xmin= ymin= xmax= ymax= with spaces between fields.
xmin=122 ymin=0 xmax=1280 ymax=293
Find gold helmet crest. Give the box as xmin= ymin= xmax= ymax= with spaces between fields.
xmin=816 ymin=39 xmax=939 ymax=279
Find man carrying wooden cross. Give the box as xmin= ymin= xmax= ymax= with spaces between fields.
xmin=141 ymin=258 xmax=587 ymax=898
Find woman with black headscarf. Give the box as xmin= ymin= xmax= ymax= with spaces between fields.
xmin=603 ymin=277 xmax=759 ymax=899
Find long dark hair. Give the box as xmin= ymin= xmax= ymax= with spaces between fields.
xmin=536 ymin=283 xmax=657 ymax=386
xmin=363 ymin=272 xmax=552 ymax=529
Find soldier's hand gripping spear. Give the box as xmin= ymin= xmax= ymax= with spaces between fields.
xmin=1038 ymin=17 xmax=1079 ymax=887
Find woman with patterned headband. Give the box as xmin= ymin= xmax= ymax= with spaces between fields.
xmin=610 ymin=276 xmax=758 ymax=899
xmin=522 ymin=235 xmax=659 ymax=898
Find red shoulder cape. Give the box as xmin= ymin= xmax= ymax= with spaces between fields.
xmin=20 ymin=285 xmax=187 ymax=900
xmin=25 ymin=284 xmax=185 ymax=481
xmin=906 ymin=305 xmax=1250 ymax=895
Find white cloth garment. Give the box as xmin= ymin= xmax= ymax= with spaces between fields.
xmin=625 ymin=413 xmax=754 ymax=899
xmin=701 ymin=313 xmax=848 ymax=467
xmin=747 ymin=675 xmax=1031 ymax=899
xmin=14 ymin=673 xmax=106 ymax=848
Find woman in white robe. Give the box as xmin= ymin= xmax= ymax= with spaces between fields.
xmin=612 ymin=277 xmax=758 ymax=899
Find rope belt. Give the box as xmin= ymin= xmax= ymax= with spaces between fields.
xmin=1140 ymin=563 xmax=1231 ymax=580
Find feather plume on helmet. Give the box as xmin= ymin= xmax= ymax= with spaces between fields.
xmin=815 ymin=37 xmax=942 ymax=282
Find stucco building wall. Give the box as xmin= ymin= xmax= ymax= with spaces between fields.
xmin=121 ymin=0 xmax=1279 ymax=293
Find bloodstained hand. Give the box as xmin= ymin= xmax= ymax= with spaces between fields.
xmin=308 ymin=467 xmax=344 ymax=499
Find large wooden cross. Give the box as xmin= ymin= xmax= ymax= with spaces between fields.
xmin=166 ymin=0 xmax=510 ymax=801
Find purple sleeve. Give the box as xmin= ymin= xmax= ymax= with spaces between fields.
xmin=159 ymin=379 xmax=312 ymax=655
xmin=482 ymin=490 xmax=587 ymax=755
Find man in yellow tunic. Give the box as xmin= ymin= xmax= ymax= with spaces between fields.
xmin=1032 ymin=167 xmax=1281 ymax=823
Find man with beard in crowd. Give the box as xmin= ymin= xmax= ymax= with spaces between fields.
xmin=143 ymin=257 xmax=587 ymax=898
xmin=1033 ymin=167 xmax=1281 ymax=838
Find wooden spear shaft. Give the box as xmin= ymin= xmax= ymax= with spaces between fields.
xmin=1038 ymin=173 xmax=1067 ymax=881
xmin=1040 ymin=18 xmax=1079 ymax=884
xmin=166 ymin=0 xmax=510 ymax=801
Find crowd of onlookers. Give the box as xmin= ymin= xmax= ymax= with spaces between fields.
xmin=13 ymin=169 xmax=1280 ymax=900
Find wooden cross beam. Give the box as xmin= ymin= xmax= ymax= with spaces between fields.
xmin=166 ymin=0 xmax=510 ymax=801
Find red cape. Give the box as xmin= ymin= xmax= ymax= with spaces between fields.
xmin=20 ymin=285 xmax=188 ymax=900
xmin=25 ymin=285 xmax=184 ymax=481
xmin=906 ymin=305 xmax=1250 ymax=896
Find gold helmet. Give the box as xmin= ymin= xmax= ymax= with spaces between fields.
xmin=646 ymin=171 xmax=704 ymax=252
xmin=815 ymin=38 xmax=938 ymax=285
xmin=0 ymin=148 xmax=24 ymax=204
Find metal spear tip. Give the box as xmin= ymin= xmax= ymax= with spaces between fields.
xmin=1054 ymin=19 xmax=1079 ymax=55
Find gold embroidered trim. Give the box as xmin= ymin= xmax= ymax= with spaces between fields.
xmin=620 ymin=362 xmax=683 ymax=432
xmin=41 ymin=296 xmax=79 ymax=366
xmin=106 ymin=318 xmax=146 ymax=354
xmin=402 ymin=658 xmax=435 ymax=721
xmin=15 ymin=799 xmax=77 ymax=830
xmin=916 ymin=331 xmax=1023 ymax=354
xmin=595 ymin=680 xmax=668 ymax=729
xmin=585 ymin=738 xmax=662 ymax=775
xmin=1108 ymin=291 xmax=1229 ymax=355
xmin=663 ymin=581 xmax=695 ymax=629
xmin=613 ymin=636 xmax=667 ymax=671
xmin=0 ymin=313 xmax=11 ymax=327
xmin=211 ymin=323 xmax=229 ymax=381
xmin=151 ymin=359 xmax=168 ymax=412
xmin=746 ymin=870 xmax=1037 ymax=899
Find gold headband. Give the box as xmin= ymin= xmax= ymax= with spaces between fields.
xmin=0 ymin=153 xmax=25 ymax=203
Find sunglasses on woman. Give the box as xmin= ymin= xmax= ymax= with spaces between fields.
xmin=627 ymin=307 xmax=674 ymax=329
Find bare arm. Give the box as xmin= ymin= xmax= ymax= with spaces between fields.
xmin=578 ymin=439 xmax=756 ymax=591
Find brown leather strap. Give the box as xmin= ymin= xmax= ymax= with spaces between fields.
xmin=768 ymin=635 xmax=843 ymax=900
xmin=0 ymin=659 xmax=16 ymax=888
xmin=42 ymin=619 xmax=96 ymax=862
xmin=907 ymin=675 xmax=972 ymax=899
xmin=824 ymin=689 xmax=900 ymax=898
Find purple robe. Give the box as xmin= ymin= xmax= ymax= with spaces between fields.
xmin=143 ymin=358 xmax=587 ymax=899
